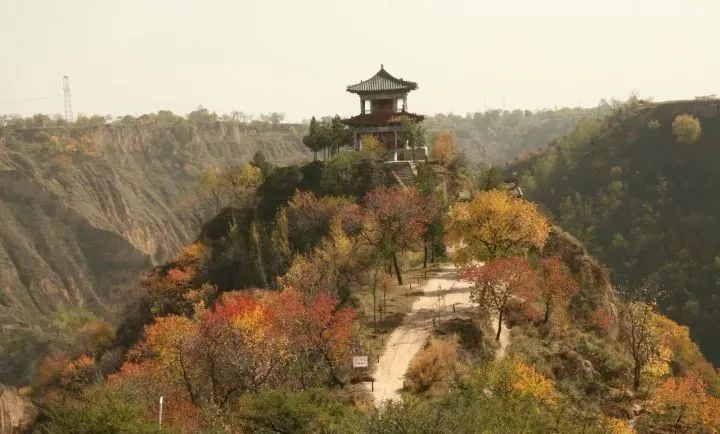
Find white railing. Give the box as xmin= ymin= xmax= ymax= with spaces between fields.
xmin=386 ymin=146 xmax=428 ymax=162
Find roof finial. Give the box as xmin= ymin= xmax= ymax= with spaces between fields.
xmin=381 ymin=64 xmax=384 ymax=69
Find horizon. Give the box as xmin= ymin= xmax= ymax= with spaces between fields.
xmin=2 ymin=0 xmax=718 ymax=122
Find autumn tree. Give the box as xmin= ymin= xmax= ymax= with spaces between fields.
xmin=142 ymin=242 xmax=214 ymax=316
xmin=651 ymin=313 xmax=720 ymax=392
xmin=361 ymin=134 xmax=386 ymax=161
xmin=363 ymin=186 xmax=438 ymax=284
xmin=641 ymin=374 xmax=720 ymax=433
xmin=462 ymin=257 xmax=537 ymax=340
xmin=268 ymin=289 xmax=356 ymax=388
xmin=507 ymin=359 xmax=556 ymax=405
xmin=77 ymin=320 xmax=116 ymax=356
xmin=620 ymin=301 xmax=661 ymax=391
xmin=672 ymin=114 xmax=702 ymax=145
xmin=432 ymin=130 xmax=457 ymax=166
xmin=282 ymin=191 xmax=359 ymax=254
xmin=537 ymin=257 xmax=579 ymax=324
xmin=116 ymin=289 xmax=357 ymax=407
xmin=184 ymin=293 xmax=288 ymax=407
xmin=281 ymin=218 xmax=368 ymax=302
xmin=447 ymin=190 xmax=550 ymax=264
xmin=199 ymin=163 xmax=262 ymax=213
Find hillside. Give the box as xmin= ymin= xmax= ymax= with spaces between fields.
xmin=21 ymin=154 xmax=720 ymax=433
xmin=516 ymin=98 xmax=720 ymax=364
xmin=0 ymin=117 xmax=310 ymax=384
xmin=425 ymin=106 xmax=606 ymax=164
xmin=0 ymin=104 xmax=650 ymax=386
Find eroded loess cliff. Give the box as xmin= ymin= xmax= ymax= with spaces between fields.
xmin=0 ymin=120 xmax=310 ymax=384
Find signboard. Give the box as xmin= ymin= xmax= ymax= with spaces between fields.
xmin=352 ymin=355 xmax=369 ymax=368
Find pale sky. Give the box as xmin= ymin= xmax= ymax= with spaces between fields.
xmin=2 ymin=0 xmax=718 ymax=122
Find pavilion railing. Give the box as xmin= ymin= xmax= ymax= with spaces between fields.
xmin=386 ymin=146 xmax=428 ymax=162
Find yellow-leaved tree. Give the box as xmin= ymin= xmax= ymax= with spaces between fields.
xmin=447 ymin=190 xmax=550 ymax=263
xmin=432 ymin=130 xmax=456 ymax=166
xmin=641 ymin=374 xmax=720 ymax=433
xmin=509 ymin=359 xmax=556 ymax=405
xmin=651 ymin=313 xmax=720 ymax=391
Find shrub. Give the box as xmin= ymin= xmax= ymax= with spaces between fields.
xmin=406 ymin=337 xmax=463 ymax=394
xmin=672 ymin=114 xmax=701 ymax=144
xmin=233 ymin=388 xmax=362 ymax=434
xmin=36 ymin=387 xmax=163 ymax=434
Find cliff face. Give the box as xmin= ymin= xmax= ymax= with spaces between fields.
xmin=0 ymin=121 xmax=310 ymax=383
xmin=542 ymin=226 xmax=620 ymax=338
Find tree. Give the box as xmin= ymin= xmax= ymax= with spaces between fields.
xmin=281 ymin=191 xmax=359 ymax=254
xmin=303 ymin=116 xmax=351 ymax=160
xmin=251 ymin=151 xmax=274 ymax=178
xmin=620 ymin=301 xmax=660 ymax=391
xmin=447 ymin=190 xmax=550 ymax=263
xmin=642 ymin=375 xmax=720 ymax=433
xmin=329 ymin=115 xmax=352 ymax=155
xmin=363 ymin=186 xmax=438 ymax=284
xmin=267 ymin=289 xmax=356 ymax=388
xmin=672 ymin=114 xmax=701 ymax=144
xmin=281 ymin=218 xmax=368 ymax=302
xmin=360 ymin=134 xmax=386 ymax=160
xmin=507 ymin=359 xmax=556 ymax=405
xmin=77 ymin=320 xmax=116 ymax=356
xmin=537 ymin=257 xmax=579 ymax=324
xmin=187 ymin=294 xmax=286 ymax=406
xmin=198 ymin=163 xmax=262 ymax=212
xmin=401 ymin=117 xmax=426 ymax=160
xmin=651 ymin=313 xmax=720 ymax=392
xmin=433 ymin=131 xmax=457 ymax=166
xmin=401 ymin=117 xmax=425 ymax=149
xmin=303 ymin=117 xmax=324 ymax=161
xmin=462 ymin=257 xmax=537 ymax=340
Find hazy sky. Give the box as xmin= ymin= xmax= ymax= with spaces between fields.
xmin=2 ymin=0 xmax=718 ymax=122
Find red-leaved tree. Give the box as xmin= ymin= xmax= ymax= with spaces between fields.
xmin=462 ymin=257 xmax=537 ymax=340
xmin=538 ymin=257 xmax=579 ymax=324
xmin=363 ymin=186 xmax=438 ymax=284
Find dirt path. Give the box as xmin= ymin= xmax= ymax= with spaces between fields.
xmin=493 ymin=316 xmax=511 ymax=359
xmin=369 ymin=265 xmax=512 ymax=405
xmin=369 ymin=266 xmax=474 ymax=405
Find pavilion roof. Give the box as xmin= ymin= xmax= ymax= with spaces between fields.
xmin=343 ymin=111 xmax=424 ymax=126
xmin=346 ymin=66 xmax=418 ymax=94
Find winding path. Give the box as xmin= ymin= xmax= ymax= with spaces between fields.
xmin=369 ymin=265 xmax=512 ymax=405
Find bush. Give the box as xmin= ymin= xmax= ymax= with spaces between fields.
xmin=36 ymin=387 xmax=163 ymax=434
xmin=406 ymin=337 xmax=464 ymax=394
xmin=233 ymin=388 xmax=362 ymax=434
xmin=672 ymin=114 xmax=701 ymax=144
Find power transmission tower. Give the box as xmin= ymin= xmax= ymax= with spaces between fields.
xmin=63 ymin=75 xmax=74 ymax=123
